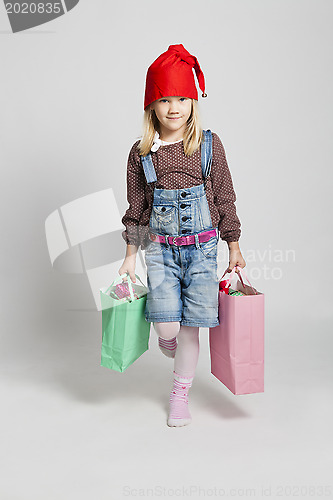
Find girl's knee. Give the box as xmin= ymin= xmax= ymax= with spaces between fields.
xmin=177 ymin=325 xmax=200 ymax=342
xmin=153 ymin=321 xmax=180 ymax=339
xmin=179 ymin=325 xmax=199 ymax=336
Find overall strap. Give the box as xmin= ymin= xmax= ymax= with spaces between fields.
xmin=141 ymin=130 xmax=213 ymax=187
xmin=140 ymin=152 xmax=157 ymax=184
xmin=201 ymin=129 xmax=213 ymax=187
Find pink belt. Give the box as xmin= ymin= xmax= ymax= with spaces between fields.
xmin=149 ymin=228 xmax=218 ymax=246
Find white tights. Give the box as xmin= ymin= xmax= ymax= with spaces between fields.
xmin=153 ymin=322 xmax=200 ymax=377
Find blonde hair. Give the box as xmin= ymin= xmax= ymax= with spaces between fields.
xmin=138 ymin=99 xmax=203 ymax=157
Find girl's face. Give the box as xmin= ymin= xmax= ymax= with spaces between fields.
xmin=150 ymin=96 xmax=192 ymax=138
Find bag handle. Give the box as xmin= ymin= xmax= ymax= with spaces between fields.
xmin=105 ymin=273 xmax=146 ymax=302
xmin=220 ymin=266 xmax=258 ymax=295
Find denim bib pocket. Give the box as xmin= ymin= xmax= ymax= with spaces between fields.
xmin=152 ymin=205 xmax=175 ymax=224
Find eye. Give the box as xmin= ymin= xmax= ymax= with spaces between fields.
xmin=159 ymin=99 xmax=168 ymax=103
xmin=179 ymin=97 xmax=187 ymax=102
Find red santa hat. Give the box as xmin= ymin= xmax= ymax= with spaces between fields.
xmin=144 ymin=43 xmax=207 ymax=110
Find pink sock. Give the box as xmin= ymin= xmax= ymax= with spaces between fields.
xmin=153 ymin=322 xmax=179 ymax=358
xmin=158 ymin=336 xmax=177 ymax=358
xmin=167 ymin=371 xmax=194 ymax=427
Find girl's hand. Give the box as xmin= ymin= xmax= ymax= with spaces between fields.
xmin=222 ymin=241 xmax=246 ymax=277
xmin=118 ymin=244 xmax=138 ymax=283
xmin=118 ymin=255 xmax=136 ymax=283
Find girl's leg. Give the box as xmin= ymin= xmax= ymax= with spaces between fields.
xmin=153 ymin=321 xmax=180 ymax=358
xmin=174 ymin=325 xmax=200 ymax=377
xmin=168 ymin=325 xmax=200 ymax=427
xmin=153 ymin=321 xmax=180 ymax=339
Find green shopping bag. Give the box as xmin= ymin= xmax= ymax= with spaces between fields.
xmin=100 ymin=273 xmax=151 ymax=372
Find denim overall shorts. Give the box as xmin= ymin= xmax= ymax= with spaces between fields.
xmin=141 ymin=130 xmax=220 ymax=328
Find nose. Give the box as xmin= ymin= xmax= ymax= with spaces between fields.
xmin=168 ymin=101 xmax=179 ymax=114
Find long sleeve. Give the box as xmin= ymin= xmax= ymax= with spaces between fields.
xmin=121 ymin=141 xmax=150 ymax=249
xmin=210 ymin=133 xmax=241 ymax=242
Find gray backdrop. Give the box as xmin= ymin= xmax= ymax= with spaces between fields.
xmin=1 ymin=1 xmax=332 ymax=499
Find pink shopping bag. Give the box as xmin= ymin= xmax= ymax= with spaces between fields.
xmin=209 ymin=266 xmax=265 ymax=395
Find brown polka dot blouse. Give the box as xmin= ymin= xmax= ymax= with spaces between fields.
xmin=121 ymin=131 xmax=241 ymax=250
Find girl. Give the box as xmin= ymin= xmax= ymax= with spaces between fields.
xmin=119 ymin=44 xmax=246 ymax=427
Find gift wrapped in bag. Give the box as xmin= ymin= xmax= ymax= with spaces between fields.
xmin=209 ymin=266 xmax=265 ymax=395
xmin=100 ymin=273 xmax=151 ymax=372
